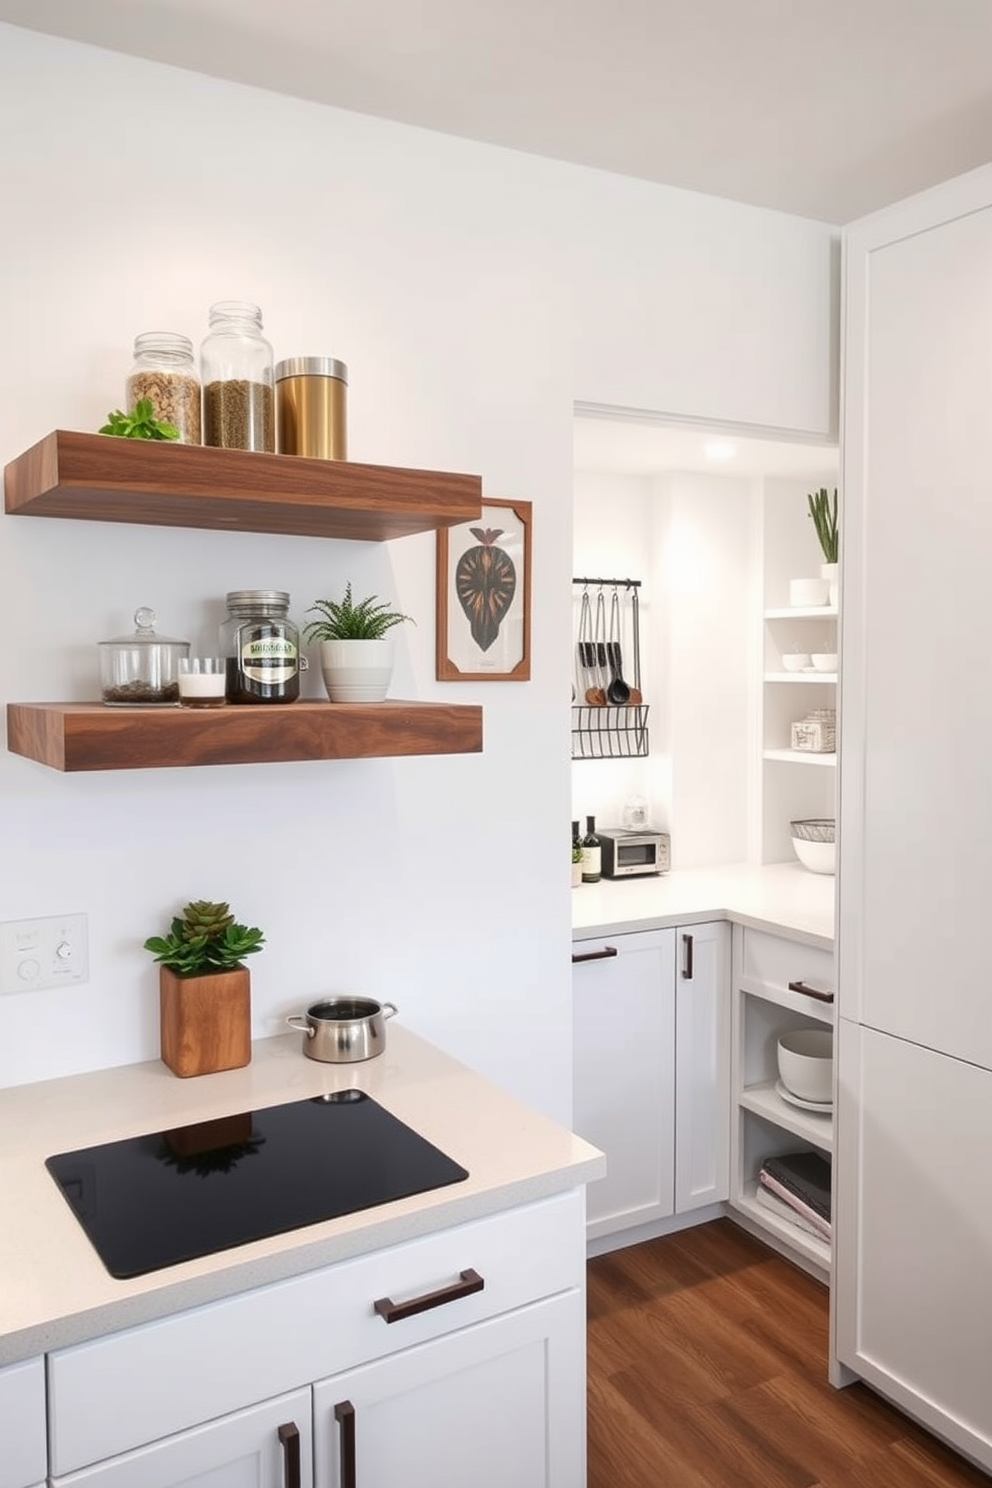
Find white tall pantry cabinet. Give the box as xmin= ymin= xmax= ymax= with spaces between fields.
xmin=836 ymin=162 xmax=992 ymax=1473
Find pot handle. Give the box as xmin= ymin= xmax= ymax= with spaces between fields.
xmin=286 ymin=1015 xmax=316 ymax=1038
xmin=381 ymin=1002 xmax=398 ymax=1019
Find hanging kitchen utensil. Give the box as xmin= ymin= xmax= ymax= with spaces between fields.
xmin=606 ymin=587 xmax=631 ymax=704
xmin=577 ymin=588 xmax=597 ymax=702
xmin=628 ymin=585 xmax=643 ymax=705
xmin=586 ymin=589 xmax=607 ymax=705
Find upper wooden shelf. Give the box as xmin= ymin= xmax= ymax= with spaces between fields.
xmin=3 ymin=431 xmax=483 ymax=540
xmin=7 ymin=700 xmax=484 ymax=772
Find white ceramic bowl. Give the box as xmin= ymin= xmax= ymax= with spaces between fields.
xmin=789 ymin=578 xmax=831 ymax=607
xmin=781 ymin=652 xmax=811 ymax=671
xmin=777 ymin=1028 xmax=833 ymax=1103
xmin=811 ymin=653 xmax=837 ymax=671
xmin=791 ymin=835 xmax=836 ymax=874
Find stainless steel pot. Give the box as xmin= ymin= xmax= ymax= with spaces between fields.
xmin=286 ymin=997 xmax=397 ymax=1063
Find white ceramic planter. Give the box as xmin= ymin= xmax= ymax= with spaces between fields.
xmin=318 ymin=638 xmax=395 ymax=702
xmin=820 ymin=561 xmax=839 ymax=607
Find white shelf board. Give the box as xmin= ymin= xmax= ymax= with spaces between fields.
xmin=764 ymin=606 xmax=838 ymax=620
xmin=733 ymin=1185 xmax=831 ymax=1272
xmin=739 ymin=1081 xmax=833 ymax=1153
xmin=764 ymin=671 xmax=837 ymax=684
xmin=739 ymin=978 xmax=835 ymax=1024
xmin=763 ymin=749 xmax=837 ymax=767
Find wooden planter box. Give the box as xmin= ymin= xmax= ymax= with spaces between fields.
xmin=159 ymin=966 xmax=251 ymax=1078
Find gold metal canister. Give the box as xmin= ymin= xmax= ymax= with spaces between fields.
xmin=275 ymin=357 xmax=348 ymax=459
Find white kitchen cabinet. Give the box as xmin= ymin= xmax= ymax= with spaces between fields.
xmin=0 ymin=1355 xmax=46 ymax=1488
xmin=572 ymin=922 xmax=729 ymax=1250
xmin=46 ymin=1191 xmax=586 ymax=1483
xmin=50 ymin=1389 xmax=313 ymax=1487
xmin=313 ymin=1292 xmax=584 ymax=1487
xmin=729 ymin=926 xmax=834 ymax=1283
xmin=837 ymin=160 xmax=992 ymax=1471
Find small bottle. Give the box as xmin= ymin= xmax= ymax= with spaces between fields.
xmin=126 ymin=333 xmax=201 ymax=444
xmin=220 ymin=590 xmax=301 ymax=704
xmin=200 ymin=301 xmax=275 ymax=452
xmin=581 ymin=815 xmax=602 ymax=884
xmin=571 ymin=820 xmax=583 ymax=888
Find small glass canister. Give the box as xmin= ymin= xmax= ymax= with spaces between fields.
xmin=99 ymin=608 xmax=190 ymax=706
xmin=126 ymin=332 xmax=201 ymax=444
xmin=791 ymin=707 xmax=837 ymax=753
xmin=200 ymin=301 xmax=275 ymax=452
xmin=220 ymin=590 xmax=301 ymax=704
xmin=275 ymin=357 xmax=348 ymax=459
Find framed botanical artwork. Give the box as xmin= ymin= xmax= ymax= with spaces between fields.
xmin=436 ymin=497 xmax=532 ymax=681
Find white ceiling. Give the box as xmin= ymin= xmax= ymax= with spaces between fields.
xmin=1 ymin=0 xmax=991 ymax=222
xmin=574 ymin=413 xmax=839 ymax=478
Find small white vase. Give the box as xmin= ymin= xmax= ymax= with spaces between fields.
xmin=820 ymin=562 xmax=839 ymax=607
xmin=319 ymin=638 xmax=395 ymax=702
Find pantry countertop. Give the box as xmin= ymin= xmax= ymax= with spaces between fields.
xmin=571 ymin=860 xmax=835 ymax=948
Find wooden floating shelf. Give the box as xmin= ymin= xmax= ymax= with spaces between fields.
xmin=3 ymin=431 xmax=482 ymax=540
xmin=6 ymin=701 xmax=484 ymax=773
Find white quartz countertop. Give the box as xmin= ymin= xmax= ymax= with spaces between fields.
xmin=572 ymin=861 xmax=835 ymax=948
xmin=0 ymin=1027 xmax=603 ymax=1366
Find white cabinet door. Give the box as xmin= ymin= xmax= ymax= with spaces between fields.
xmin=50 ymin=1388 xmax=313 ymax=1488
xmin=0 ymin=1356 xmax=46 ymax=1488
xmin=313 ymin=1292 xmax=585 ymax=1488
xmin=674 ymin=920 xmax=730 ymax=1212
xmin=835 ymin=1022 xmax=992 ymax=1471
xmin=572 ymin=929 xmax=676 ymax=1239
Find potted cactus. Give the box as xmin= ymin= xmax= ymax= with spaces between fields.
xmin=144 ymin=900 xmax=264 ymax=1077
xmin=807 ymin=486 xmax=839 ymax=604
xmin=303 ymin=582 xmax=414 ymax=702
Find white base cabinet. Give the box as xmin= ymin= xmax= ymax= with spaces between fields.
xmin=45 ymin=1191 xmax=587 ymax=1488
xmin=572 ymin=922 xmax=729 ymax=1249
xmin=0 ymin=1355 xmax=46 ymax=1488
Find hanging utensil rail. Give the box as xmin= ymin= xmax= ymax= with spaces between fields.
xmin=571 ymin=577 xmax=649 ymax=760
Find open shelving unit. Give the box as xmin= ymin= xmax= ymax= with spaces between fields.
xmin=4 ymin=431 xmax=486 ymax=771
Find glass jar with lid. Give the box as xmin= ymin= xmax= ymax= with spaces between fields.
xmin=99 ymin=608 xmax=190 ymax=706
xmin=220 ymin=590 xmax=302 ymax=704
xmin=126 ymin=332 xmax=201 ymax=444
xmin=200 ymin=301 xmax=275 ymax=452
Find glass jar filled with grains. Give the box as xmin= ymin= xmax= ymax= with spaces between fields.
xmin=200 ymin=300 xmax=275 ymax=452
xmin=126 ymin=332 xmax=201 ymax=444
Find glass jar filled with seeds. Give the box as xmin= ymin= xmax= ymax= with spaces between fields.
xmin=126 ymin=332 xmax=201 ymax=444
xmin=200 ymin=300 xmax=275 ymax=452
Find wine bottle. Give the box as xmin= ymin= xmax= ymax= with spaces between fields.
xmin=571 ymin=820 xmax=583 ymax=887
xmin=581 ymin=814 xmax=602 ymax=883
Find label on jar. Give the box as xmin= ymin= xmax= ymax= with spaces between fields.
xmin=240 ymin=633 xmax=298 ymax=684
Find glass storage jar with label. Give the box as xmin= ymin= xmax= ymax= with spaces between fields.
xmin=200 ymin=301 xmax=275 ymax=452
xmin=126 ymin=332 xmax=201 ymax=444
xmin=221 ymin=590 xmax=301 ymax=704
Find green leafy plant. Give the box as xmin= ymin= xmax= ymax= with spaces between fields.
xmin=303 ymin=582 xmax=415 ymax=642
xmin=144 ymin=900 xmax=264 ymax=977
xmin=807 ymin=486 xmax=839 ymax=564
xmin=100 ymin=397 xmax=180 ymax=441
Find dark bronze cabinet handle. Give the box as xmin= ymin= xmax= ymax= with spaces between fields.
xmin=373 ymin=1267 xmax=484 ymax=1324
xmin=572 ymin=945 xmax=618 ymax=964
xmin=278 ymin=1422 xmax=301 ymax=1488
xmin=788 ymin=979 xmax=835 ymax=1003
xmin=682 ymin=933 xmax=694 ymax=980
xmin=334 ymin=1401 xmax=356 ymax=1488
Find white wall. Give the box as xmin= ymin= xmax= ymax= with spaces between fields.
xmin=0 ymin=23 xmax=837 ymax=1115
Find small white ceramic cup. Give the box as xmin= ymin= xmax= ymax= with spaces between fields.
xmin=782 ymin=652 xmax=812 ymax=672
xmin=178 ymin=657 xmax=227 ymax=708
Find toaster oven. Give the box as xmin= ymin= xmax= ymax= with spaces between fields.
xmin=598 ymin=828 xmax=670 ymax=878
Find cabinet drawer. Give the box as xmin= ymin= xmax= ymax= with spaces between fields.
xmin=0 ymin=1356 xmax=46 ymax=1488
xmin=48 ymin=1189 xmax=584 ymax=1474
xmin=740 ymin=929 xmax=834 ymax=1016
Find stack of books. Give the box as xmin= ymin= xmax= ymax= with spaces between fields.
xmin=756 ymin=1151 xmax=831 ymax=1241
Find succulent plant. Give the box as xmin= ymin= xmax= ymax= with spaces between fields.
xmin=303 ymin=583 xmax=414 ymax=642
xmin=144 ymin=900 xmax=264 ymax=976
xmin=807 ymin=486 xmax=839 ymax=564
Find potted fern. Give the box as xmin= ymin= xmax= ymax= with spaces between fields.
xmin=807 ymin=486 xmax=839 ymax=605
xmin=144 ymin=900 xmax=264 ymax=1077
xmin=303 ymin=582 xmax=414 ymax=702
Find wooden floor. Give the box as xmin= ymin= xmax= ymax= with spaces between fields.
xmin=587 ymin=1219 xmax=990 ymax=1488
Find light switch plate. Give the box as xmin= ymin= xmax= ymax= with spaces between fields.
xmin=0 ymin=914 xmax=89 ymax=994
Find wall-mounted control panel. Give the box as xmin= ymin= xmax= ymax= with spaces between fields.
xmin=0 ymin=914 xmax=89 ymax=994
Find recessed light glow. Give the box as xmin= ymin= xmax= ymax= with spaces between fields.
xmin=704 ymin=439 xmax=737 ymax=461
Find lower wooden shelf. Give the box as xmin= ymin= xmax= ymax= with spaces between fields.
xmin=6 ymin=700 xmax=483 ymax=772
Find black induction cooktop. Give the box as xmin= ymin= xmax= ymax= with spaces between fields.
xmin=45 ymin=1091 xmax=469 ymax=1279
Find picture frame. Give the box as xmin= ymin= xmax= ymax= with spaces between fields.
xmin=436 ymin=497 xmax=532 ymax=681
